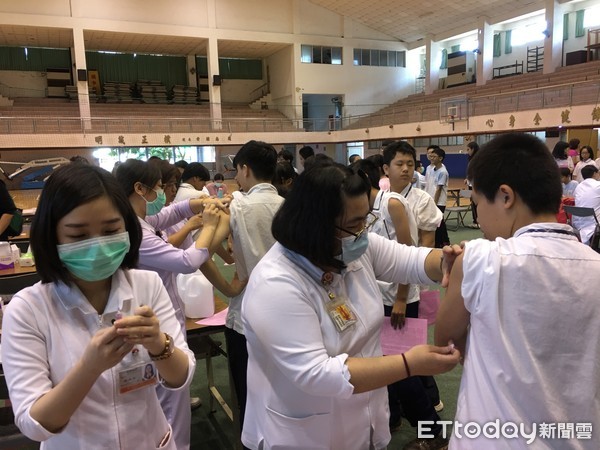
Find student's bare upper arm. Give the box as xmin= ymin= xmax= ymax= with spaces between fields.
xmin=434 ymin=252 xmax=470 ymax=348
xmin=387 ymin=198 xmax=412 ymax=246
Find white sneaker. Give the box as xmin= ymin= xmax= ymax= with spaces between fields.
xmin=190 ymin=397 xmax=202 ymax=410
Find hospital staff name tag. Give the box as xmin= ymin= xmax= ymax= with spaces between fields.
xmin=325 ymin=295 xmax=357 ymax=333
xmin=118 ymin=359 xmax=158 ymax=394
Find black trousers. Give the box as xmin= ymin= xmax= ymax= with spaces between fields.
xmin=435 ymin=205 xmax=450 ymax=248
xmin=224 ymin=327 xmax=249 ymax=439
xmin=384 ymin=302 xmax=442 ymax=436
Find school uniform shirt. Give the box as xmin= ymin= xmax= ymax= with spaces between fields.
xmin=412 ymin=172 xmax=426 ymax=190
xmin=371 ymin=189 xmax=419 ymax=304
xmin=174 ymin=183 xmax=207 ymax=203
xmin=452 ymin=224 xmax=600 ymax=449
xmin=424 ymin=164 xmax=449 ymax=206
xmin=1 ymin=269 xmax=195 ymax=450
xmin=562 ymin=180 xmax=579 ymax=197
xmin=400 ymin=184 xmax=443 ymax=233
xmin=572 ymin=159 xmax=598 ymax=183
xmin=573 ymin=178 xmax=600 ymax=245
xmin=241 ymin=236 xmax=435 ymax=450
xmin=225 ymin=183 xmax=284 ymax=334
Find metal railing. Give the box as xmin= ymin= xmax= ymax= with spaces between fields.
xmin=1 ymin=79 xmax=599 ymax=135
xmin=248 ymin=82 xmax=269 ymax=103
xmin=344 ymin=78 xmax=600 ymax=129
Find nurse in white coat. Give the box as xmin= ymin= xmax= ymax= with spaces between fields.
xmin=241 ymin=163 xmax=461 ymax=450
xmin=1 ymin=164 xmax=195 ymax=450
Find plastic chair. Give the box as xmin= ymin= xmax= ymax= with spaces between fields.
xmin=444 ymin=189 xmax=472 ymax=231
xmin=563 ymin=205 xmax=600 ymax=252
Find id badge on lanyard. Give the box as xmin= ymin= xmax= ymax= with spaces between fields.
xmin=113 ymin=299 xmax=158 ymax=394
xmin=117 ymin=347 xmax=158 ymax=394
xmin=322 ymin=272 xmax=357 ymax=333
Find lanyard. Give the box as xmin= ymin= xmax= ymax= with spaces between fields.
xmin=283 ymin=249 xmax=357 ymax=332
xmin=517 ymin=228 xmax=579 ymax=238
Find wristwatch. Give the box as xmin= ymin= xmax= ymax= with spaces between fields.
xmin=148 ymin=333 xmax=174 ymax=361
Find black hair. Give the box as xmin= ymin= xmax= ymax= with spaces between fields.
xmin=366 ymin=153 xmax=384 ymax=169
xmin=348 ymin=154 xmax=361 ymax=164
xmin=213 ymin=172 xmax=224 ymax=181
xmin=467 ymin=141 xmax=480 ymax=161
xmin=431 ymin=147 xmax=445 ymax=161
xmin=272 ymin=163 xmax=370 ymax=271
xmin=233 ymin=140 xmax=278 ymax=182
xmin=69 ymin=155 xmax=89 ymax=164
xmin=427 ymin=144 xmax=440 ymax=151
xmin=580 ymin=145 xmax=595 ymax=161
xmin=174 ymin=160 xmax=189 ymax=169
xmin=148 ymin=158 xmax=180 ymax=185
xmin=568 ymin=138 xmax=580 ymax=150
xmin=278 ymin=149 xmax=294 ymax=164
xmin=274 ymin=161 xmax=297 ymax=183
xmin=303 ymin=153 xmax=334 ymax=172
xmin=581 ymin=164 xmax=599 ymax=180
xmin=382 ymin=141 xmax=417 ymax=166
xmin=551 ymin=141 xmax=569 ymax=160
xmin=273 ymin=161 xmax=297 ymax=198
xmin=467 ymin=133 xmax=562 ymax=215
xmin=351 ymin=159 xmax=380 ymax=190
xmin=298 ymin=145 xmax=315 ymax=160
xmin=31 ymin=164 xmax=142 ymax=285
xmin=114 ymin=159 xmax=162 ymax=197
xmin=559 ymin=167 xmax=572 ymax=178
xmin=181 ymin=162 xmax=210 ymax=182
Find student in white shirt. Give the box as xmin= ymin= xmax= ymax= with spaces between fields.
xmin=573 ymin=164 xmax=600 ymax=245
xmin=436 ymin=133 xmax=600 ymax=449
xmin=175 ymin=162 xmax=211 ymax=202
xmin=201 ymin=140 xmax=284 ymax=437
xmin=560 ymin=167 xmax=579 ymax=197
xmin=380 ymin=141 xmax=446 ymax=446
xmin=2 ymin=164 xmax=194 ymax=450
xmin=572 ymin=145 xmax=598 ymax=183
xmin=424 ymin=146 xmax=450 ymax=247
xmin=241 ymin=163 xmax=461 ymax=450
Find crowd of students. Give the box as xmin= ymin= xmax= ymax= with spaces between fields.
xmin=2 ymin=133 xmax=599 ymax=450
xmin=556 ymin=138 xmax=600 ymax=247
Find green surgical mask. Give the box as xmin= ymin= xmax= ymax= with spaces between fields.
xmin=57 ymin=232 xmax=130 ymax=282
xmin=141 ymin=188 xmax=166 ymax=216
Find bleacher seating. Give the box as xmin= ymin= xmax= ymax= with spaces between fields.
xmin=103 ymin=81 xmax=134 ymax=103
xmin=136 ymin=80 xmax=169 ymax=104
xmin=171 ymin=85 xmax=200 ymax=104
xmin=0 ymin=98 xmax=297 ymax=133
xmin=350 ymin=59 xmax=600 ymax=128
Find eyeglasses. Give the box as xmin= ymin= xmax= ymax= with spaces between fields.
xmin=336 ymin=212 xmax=378 ymax=242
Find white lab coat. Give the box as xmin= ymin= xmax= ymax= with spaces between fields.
xmin=1 ymin=269 xmax=195 ymax=450
xmin=241 ymin=235 xmax=434 ymax=449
